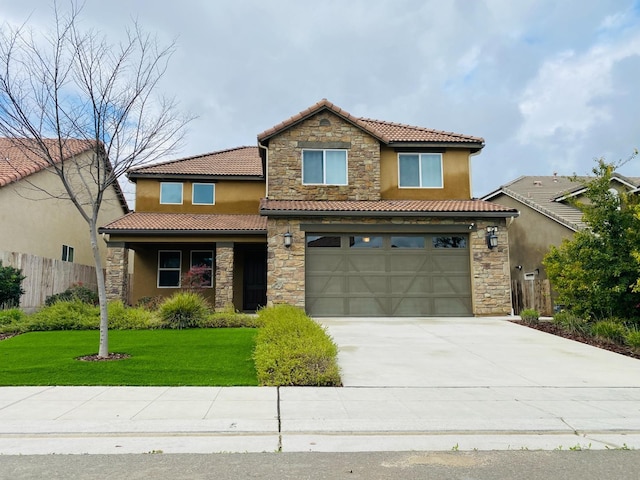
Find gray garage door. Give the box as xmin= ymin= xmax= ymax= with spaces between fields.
xmin=305 ymin=233 xmax=472 ymax=317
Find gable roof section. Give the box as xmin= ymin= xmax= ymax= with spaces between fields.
xmin=0 ymin=138 xmax=94 ymax=187
xmin=99 ymin=212 xmax=267 ymax=235
xmin=127 ymin=146 xmax=263 ymax=180
xmin=0 ymin=137 xmax=129 ymax=213
xmin=257 ymin=99 xmax=484 ymax=150
xmin=260 ymin=198 xmax=518 ymax=218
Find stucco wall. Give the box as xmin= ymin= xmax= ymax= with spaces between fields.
xmin=134 ymin=178 xmax=265 ymax=214
xmin=380 ymin=146 xmax=472 ymax=200
xmin=266 ymin=111 xmax=381 ymax=201
xmin=0 ymin=158 xmax=126 ymax=267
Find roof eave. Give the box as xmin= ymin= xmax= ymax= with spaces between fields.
xmin=98 ymin=228 xmax=267 ymax=236
xmin=389 ymin=141 xmax=484 ymax=152
xmin=127 ymin=173 xmax=264 ymax=182
xmin=260 ymin=209 xmax=518 ymax=218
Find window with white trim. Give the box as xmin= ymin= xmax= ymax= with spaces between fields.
xmin=158 ymin=250 xmax=181 ymax=287
xmin=192 ymin=183 xmax=215 ymax=205
xmin=398 ymin=153 xmax=443 ymax=188
xmin=61 ymin=245 xmax=74 ymax=262
xmin=160 ymin=182 xmax=183 ymax=204
xmin=189 ymin=250 xmax=213 ymax=288
xmin=302 ymin=149 xmax=348 ymax=185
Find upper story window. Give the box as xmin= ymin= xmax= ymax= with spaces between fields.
xmin=302 ymin=149 xmax=348 ymax=185
xmin=192 ymin=183 xmax=215 ymax=205
xmin=398 ymin=153 xmax=443 ymax=188
xmin=61 ymin=245 xmax=74 ymax=262
xmin=160 ymin=182 xmax=183 ymax=204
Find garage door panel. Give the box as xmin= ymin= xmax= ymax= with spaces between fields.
xmin=306 ymin=233 xmax=472 ymax=317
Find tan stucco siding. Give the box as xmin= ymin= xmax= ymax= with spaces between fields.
xmin=380 ymin=147 xmax=472 ymax=200
xmin=134 ymin=179 xmax=265 ymax=214
xmin=493 ymin=194 xmax=574 ymax=280
xmin=266 ymin=111 xmax=381 ymax=201
xmin=0 ymin=163 xmax=126 ymax=267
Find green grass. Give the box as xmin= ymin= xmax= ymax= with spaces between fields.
xmin=0 ymin=329 xmax=258 ymax=386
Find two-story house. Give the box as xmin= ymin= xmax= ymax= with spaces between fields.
xmin=100 ymin=99 xmax=518 ymax=316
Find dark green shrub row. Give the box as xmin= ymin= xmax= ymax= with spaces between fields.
xmin=552 ymin=312 xmax=640 ymax=350
xmin=253 ymin=304 xmax=341 ymax=386
xmin=45 ymin=283 xmax=99 ymax=306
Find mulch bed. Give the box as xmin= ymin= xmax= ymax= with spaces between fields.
xmin=513 ymin=320 xmax=640 ymax=360
xmin=76 ymin=352 xmax=131 ymax=362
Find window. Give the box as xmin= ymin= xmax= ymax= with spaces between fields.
xmin=306 ymin=235 xmax=341 ymax=247
xmin=61 ymin=245 xmax=74 ymax=262
xmin=190 ymin=251 xmax=213 ymax=287
xmin=391 ymin=236 xmax=425 ymax=249
xmin=158 ymin=251 xmax=181 ymax=287
xmin=302 ymin=149 xmax=347 ymax=185
xmin=160 ymin=182 xmax=183 ymax=204
xmin=398 ymin=153 xmax=443 ymax=188
xmin=192 ymin=183 xmax=215 ymax=205
xmin=432 ymin=236 xmax=467 ymax=248
xmin=349 ymin=236 xmax=383 ymax=248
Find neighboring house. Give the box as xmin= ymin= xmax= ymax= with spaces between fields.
xmin=100 ymin=99 xmax=518 ymax=316
xmin=482 ymin=173 xmax=640 ymax=313
xmin=0 ymin=138 xmax=129 ymax=267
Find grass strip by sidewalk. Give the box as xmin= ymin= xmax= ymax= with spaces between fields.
xmin=0 ymin=329 xmax=258 ymax=386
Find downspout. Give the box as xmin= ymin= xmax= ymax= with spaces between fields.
xmin=258 ymin=140 xmax=269 ymax=198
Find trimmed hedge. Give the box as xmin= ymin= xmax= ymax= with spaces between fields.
xmin=253 ymin=304 xmax=341 ymax=386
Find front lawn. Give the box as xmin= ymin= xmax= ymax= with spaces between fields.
xmin=0 ymin=329 xmax=258 ymax=386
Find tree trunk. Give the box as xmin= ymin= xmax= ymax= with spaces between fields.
xmin=89 ymin=219 xmax=109 ymax=357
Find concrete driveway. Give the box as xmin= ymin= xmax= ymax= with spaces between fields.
xmin=319 ymin=316 xmax=640 ymax=388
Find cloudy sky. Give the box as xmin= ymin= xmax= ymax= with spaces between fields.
xmin=2 ymin=0 xmax=640 ymax=198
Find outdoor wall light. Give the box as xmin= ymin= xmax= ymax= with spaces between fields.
xmin=486 ymin=226 xmax=498 ymax=249
xmin=283 ymin=230 xmax=293 ymax=248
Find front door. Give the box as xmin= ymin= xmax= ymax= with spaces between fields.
xmin=242 ymin=245 xmax=267 ymax=311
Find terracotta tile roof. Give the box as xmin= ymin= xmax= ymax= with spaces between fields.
xmin=128 ymin=146 xmax=262 ymax=178
xmin=482 ymin=174 xmax=640 ymax=231
xmin=0 ymin=138 xmax=94 ymax=187
xmin=100 ymin=212 xmax=267 ymax=233
xmin=257 ymin=98 xmax=484 ymax=147
xmin=260 ymin=199 xmax=518 ymax=217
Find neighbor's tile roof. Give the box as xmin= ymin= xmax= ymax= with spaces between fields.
xmin=482 ymin=174 xmax=640 ymax=231
xmin=259 ymin=199 xmax=517 ymax=216
xmin=0 ymin=138 xmax=94 ymax=187
xmin=128 ymin=146 xmax=262 ymax=178
xmin=257 ymin=99 xmax=484 ymax=146
xmin=99 ymin=212 xmax=267 ymax=233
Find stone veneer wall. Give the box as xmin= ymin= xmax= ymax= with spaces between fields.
xmin=215 ymin=243 xmax=234 ymax=310
xmin=267 ymin=111 xmax=381 ymax=201
xmin=266 ymin=217 xmax=512 ymax=315
xmin=105 ymin=245 xmax=129 ymax=302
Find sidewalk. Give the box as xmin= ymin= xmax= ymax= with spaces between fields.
xmin=2 ymin=317 xmax=640 ymax=454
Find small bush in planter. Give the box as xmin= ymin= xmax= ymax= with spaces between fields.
xmin=591 ymin=320 xmax=627 ymax=344
xmin=520 ymin=308 xmax=540 ymax=324
xmin=625 ymin=330 xmax=640 ymax=351
xmin=552 ymin=311 xmax=589 ymax=335
xmin=158 ymin=292 xmax=211 ymax=329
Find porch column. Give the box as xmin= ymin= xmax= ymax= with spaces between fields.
xmin=105 ymin=242 xmax=129 ymax=303
xmin=215 ymin=242 xmax=234 ymax=310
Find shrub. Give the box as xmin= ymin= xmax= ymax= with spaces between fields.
xmin=552 ymin=311 xmax=589 ymax=335
xmin=136 ymin=295 xmax=164 ymax=311
xmin=625 ymin=330 xmax=640 ymax=351
xmin=0 ymin=308 xmax=24 ymax=325
xmin=199 ymin=304 xmax=259 ymax=328
xmin=26 ymin=300 xmax=99 ymax=331
xmin=520 ymin=308 xmax=540 ymax=324
xmin=107 ymin=300 xmax=161 ymax=330
xmin=0 ymin=261 xmax=25 ymax=309
xmin=45 ymin=283 xmax=99 ymax=306
xmin=253 ymin=304 xmax=341 ymax=386
xmin=158 ymin=292 xmax=211 ymax=329
xmin=590 ymin=320 xmax=627 ymax=344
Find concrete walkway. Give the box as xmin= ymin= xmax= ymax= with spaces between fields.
xmin=2 ymin=317 xmax=640 ymax=454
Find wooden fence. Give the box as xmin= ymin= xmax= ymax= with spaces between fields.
xmin=511 ymin=278 xmax=553 ymax=316
xmin=1 ymin=250 xmax=100 ymax=312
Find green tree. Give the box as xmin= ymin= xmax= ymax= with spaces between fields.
xmin=0 ymin=261 xmax=26 ymax=309
xmin=543 ymin=156 xmax=640 ymax=319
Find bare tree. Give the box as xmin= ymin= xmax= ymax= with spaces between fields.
xmin=0 ymin=2 xmax=191 ymax=357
